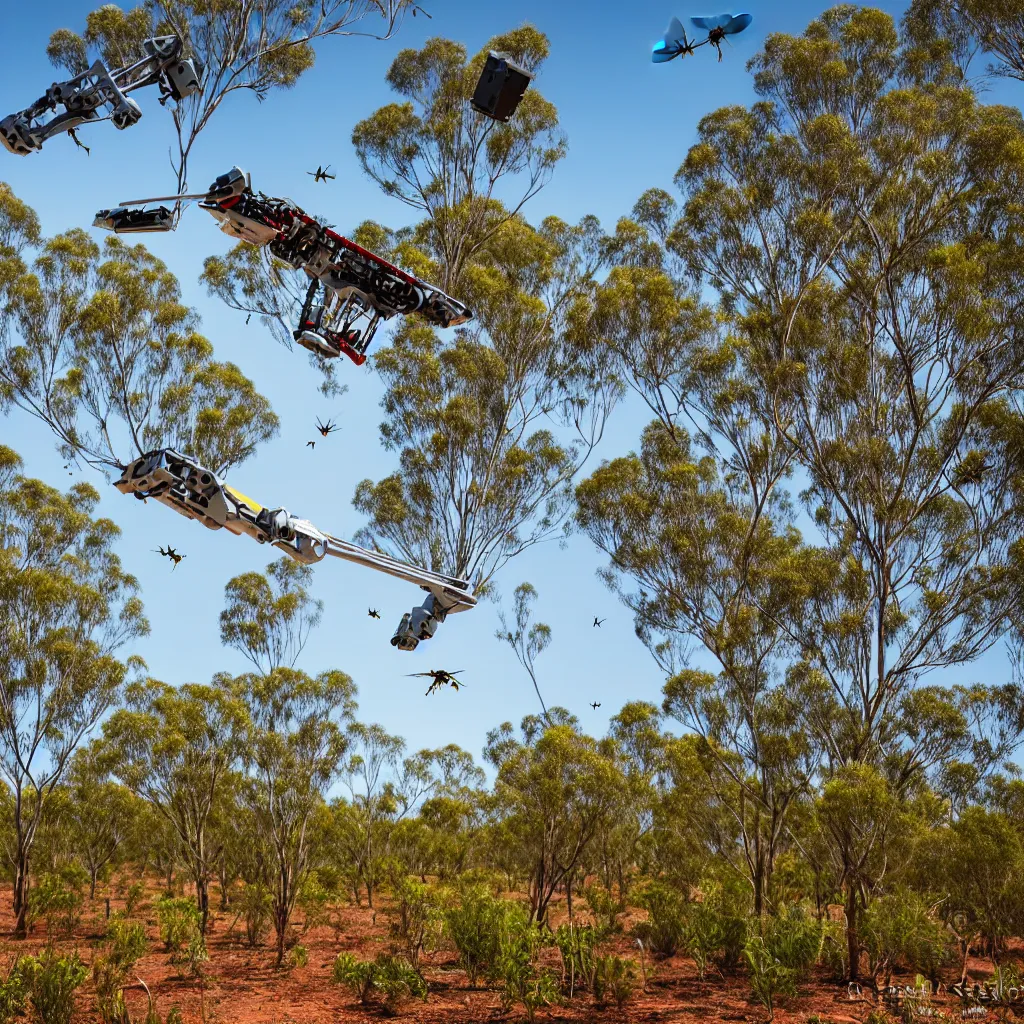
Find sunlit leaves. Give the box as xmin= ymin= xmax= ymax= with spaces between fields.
xmin=0 ymin=195 xmax=278 ymax=474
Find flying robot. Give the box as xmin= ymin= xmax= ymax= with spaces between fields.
xmin=93 ymin=166 xmax=474 ymax=367
xmin=408 ymin=669 xmax=465 ymax=696
xmin=116 ymin=448 xmax=477 ymax=650
xmin=1 ymin=35 xmax=198 ymax=156
xmin=652 ymin=13 xmax=753 ymax=63
xmin=307 ymin=164 xmax=335 ymax=183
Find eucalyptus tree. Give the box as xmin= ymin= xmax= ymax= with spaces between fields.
xmin=103 ymin=676 xmax=249 ymax=932
xmin=0 ymin=446 xmax=147 ymax=936
xmin=46 ymin=0 xmax=420 ymax=206
xmin=577 ymin=4 xmax=1024 ymax=769
xmin=205 ymin=30 xmax=621 ymax=589
xmin=496 ymin=582 xmax=552 ymax=721
xmin=239 ymin=666 xmax=355 ymax=962
xmin=219 ymin=557 xmax=323 ymax=676
xmin=484 ymin=711 xmax=626 ymax=926
xmin=64 ymin=743 xmax=142 ymax=899
xmin=0 ymin=186 xmax=278 ymax=474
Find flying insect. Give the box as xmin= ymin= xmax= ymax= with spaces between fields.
xmin=408 ymin=669 xmax=465 ymax=696
xmin=306 ymin=440 xmax=316 ymax=449
xmin=155 ymin=545 xmax=185 ymax=569
xmin=591 ymin=702 xmax=601 ymax=710
xmin=315 ymin=417 xmax=339 ymax=437
xmin=652 ymin=13 xmax=752 ymax=63
xmin=593 ymin=617 xmax=605 ymax=628
xmin=307 ymin=164 xmax=335 ymax=183
xmin=369 ymin=608 xmax=381 ymax=619
xmin=94 ymin=166 xmax=473 ymax=367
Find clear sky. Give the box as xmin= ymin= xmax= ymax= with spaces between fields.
xmin=1 ymin=0 xmax=1017 ymax=770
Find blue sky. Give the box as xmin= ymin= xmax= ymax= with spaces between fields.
xmin=1 ymin=0 xmax=1017 ymax=771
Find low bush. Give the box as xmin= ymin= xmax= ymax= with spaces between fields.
xmin=21 ymin=949 xmax=89 ymax=1024
xmin=297 ymin=872 xmax=333 ymax=934
xmin=593 ymin=955 xmax=637 ymax=1008
xmin=862 ymin=888 xmax=952 ymax=986
xmin=28 ymin=874 xmax=84 ymax=938
xmin=332 ymin=952 xmax=427 ymax=1014
xmin=388 ymin=878 xmax=448 ymax=967
xmin=235 ymin=882 xmax=273 ymax=948
xmin=287 ymin=944 xmax=309 ymax=969
xmin=444 ymin=884 xmax=505 ymax=987
xmin=554 ymin=921 xmax=598 ymax=995
xmin=583 ymin=883 xmax=626 ymax=935
xmin=744 ymin=936 xmax=796 ymax=1021
xmin=492 ymin=902 xmax=559 ymax=1023
xmin=0 ymin=959 xmax=28 ymax=1024
xmin=155 ymin=896 xmax=201 ymax=953
xmin=633 ymin=881 xmax=687 ymax=957
xmin=766 ymin=906 xmax=826 ymax=981
xmin=93 ymin=917 xmax=150 ymax=1024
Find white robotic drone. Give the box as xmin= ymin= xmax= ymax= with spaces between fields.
xmin=117 ymin=448 xmax=476 ymax=650
xmin=1 ymin=35 xmax=198 ymax=156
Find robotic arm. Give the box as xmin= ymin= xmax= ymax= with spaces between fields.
xmin=2 ymin=36 xmax=198 ymax=157
xmin=115 ymin=448 xmax=475 ymax=649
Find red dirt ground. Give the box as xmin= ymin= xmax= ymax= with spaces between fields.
xmin=0 ymin=883 xmax=1012 ymax=1024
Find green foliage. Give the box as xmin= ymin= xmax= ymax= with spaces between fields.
xmin=20 ymin=949 xmax=89 ymax=1024
xmin=93 ymin=918 xmax=149 ymax=1024
xmin=583 ymin=882 xmax=625 ymax=935
xmin=332 ymin=952 xmax=427 ymax=1013
xmin=553 ymin=922 xmax=598 ymax=994
xmin=234 ymin=882 xmax=274 ymax=948
xmin=820 ymin=922 xmax=849 ymax=983
xmin=27 ymin=874 xmax=83 ymax=938
xmin=170 ymin=930 xmax=209 ymax=979
xmin=287 ymin=944 xmax=309 ymax=969
xmin=155 ymin=895 xmax=201 ymax=952
xmin=592 ymin=955 xmax=637 ymax=1009
xmin=444 ymin=884 xmax=505 ymax=987
xmin=744 ymin=936 xmax=797 ymax=1021
xmin=118 ymin=880 xmax=146 ymax=918
xmin=491 ymin=902 xmax=559 ymax=1022
xmin=862 ymin=889 xmax=951 ymax=986
xmin=765 ymin=906 xmax=826 ymax=980
xmin=387 ymin=877 xmax=448 ymax=966
xmin=634 ymin=881 xmax=687 ymax=957
xmin=297 ymin=872 xmax=333 ymax=934
xmin=0 ymin=959 xmax=28 ymax=1024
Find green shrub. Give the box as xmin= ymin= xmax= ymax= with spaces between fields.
xmin=682 ymin=901 xmax=727 ymax=981
xmin=0 ymin=959 xmax=29 ymax=1024
xmin=820 ymin=922 xmax=848 ymax=983
xmin=287 ymin=944 xmax=309 ymax=969
xmin=297 ymin=872 xmax=332 ymax=934
xmin=633 ymin=881 xmax=687 ymax=957
xmin=235 ymin=882 xmax=273 ymax=948
xmin=744 ymin=936 xmax=796 ymax=1021
xmin=444 ymin=885 xmax=504 ymax=987
xmin=28 ymin=875 xmax=84 ymax=938
xmin=388 ymin=878 xmax=448 ymax=967
xmin=862 ymin=888 xmax=951 ymax=986
xmin=332 ymin=952 xmax=427 ymax=1014
xmin=170 ymin=930 xmax=208 ymax=979
xmin=701 ymin=876 xmax=750 ymax=973
xmin=592 ymin=955 xmax=637 ymax=1008
xmin=93 ymin=918 xmax=150 ymax=1024
xmin=21 ymin=949 xmax=89 ymax=1024
xmin=117 ymin=879 xmax=146 ymax=918
xmin=554 ymin=922 xmax=598 ymax=995
xmin=492 ymin=902 xmax=559 ymax=1023
xmin=155 ymin=896 xmax=201 ymax=953
xmin=583 ymin=883 xmax=625 ymax=935
xmin=765 ymin=906 xmax=825 ymax=980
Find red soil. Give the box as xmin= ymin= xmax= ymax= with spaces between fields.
xmin=0 ymin=884 xmax=1011 ymax=1024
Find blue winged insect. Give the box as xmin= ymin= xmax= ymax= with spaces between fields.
xmin=652 ymin=13 xmax=753 ymax=64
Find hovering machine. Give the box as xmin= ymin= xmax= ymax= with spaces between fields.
xmin=94 ymin=167 xmax=474 ymax=366
xmin=1 ymin=35 xmax=198 ymax=156
xmin=652 ymin=13 xmax=753 ymax=63
xmin=471 ymin=51 xmax=534 ymax=122
xmin=116 ymin=448 xmax=476 ymax=650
